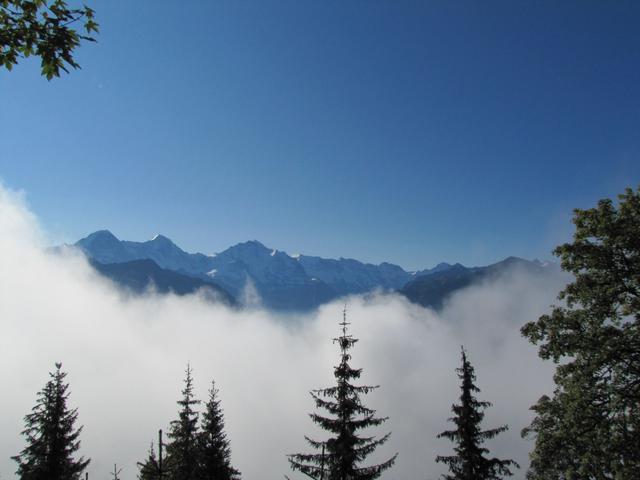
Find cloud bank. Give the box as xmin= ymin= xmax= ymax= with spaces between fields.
xmin=0 ymin=184 xmax=566 ymax=480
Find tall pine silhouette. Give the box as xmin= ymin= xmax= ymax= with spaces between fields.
xmin=436 ymin=348 xmax=517 ymax=480
xmin=289 ymin=309 xmax=397 ymax=480
xmin=197 ymin=380 xmax=241 ymax=480
xmin=13 ymin=362 xmax=90 ymax=480
xmin=167 ymin=364 xmax=200 ymax=480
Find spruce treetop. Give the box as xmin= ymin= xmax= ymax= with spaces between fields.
xmin=167 ymin=364 xmax=201 ymax=480
xmin=198 ymin=380 xmax=241 ymax=480
xmin=13 ymin=362 xmax=90 ymax=480
xmin=289 ymin=308 xmax=397 ymax=480
xmin=137 ymin=442 xmax=161 ymax=480
xmin=436 ymin=348 xmax=517 ymax=480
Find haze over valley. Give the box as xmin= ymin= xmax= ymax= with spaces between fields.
xmin=0 ymin=184 xmax=568 ymax=480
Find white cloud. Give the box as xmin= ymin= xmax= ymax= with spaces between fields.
xmin=0 ymin=184 xmax=565 ymax=480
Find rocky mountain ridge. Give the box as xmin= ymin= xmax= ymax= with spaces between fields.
xmin=71 ymin=230 xmax=554 ymax=311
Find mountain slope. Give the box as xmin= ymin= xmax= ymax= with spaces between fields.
xmin=91 ymin=258 xmax=234 ymax=304
xmin=77 ymin=230 xmax=214 ymax=275
xmin=399 ymin=257 xmax=550 ymax=310
xmin=296 ymin=255 xmax=412 ymax=295
xmin=204 ymin=241 xmax=337 ymax=310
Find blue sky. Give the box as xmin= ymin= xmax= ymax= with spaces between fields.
xmin=1 ymin=0 xmax=639 ymax=270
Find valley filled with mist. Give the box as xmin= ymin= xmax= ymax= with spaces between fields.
xmin=0 ymin=184 xmax=570 ymax=480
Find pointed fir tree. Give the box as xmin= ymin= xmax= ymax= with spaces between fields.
xmin=436 ymin=348 xmax=517 ymax=480
xmin=289 ymin=309 xmax=397 ymax=480
xmin=137 ymin=443 xmax=161 ymax=480
xmin=166 ymin=364 xmax=201 ymax=480
xmin=12 ymin=362 xmax=90 ymax=480
xmin=196 ymin=380 xmax=241 ymax=480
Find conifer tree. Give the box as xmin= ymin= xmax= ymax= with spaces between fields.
xmin=12 ymin=362 xmax=90 ymax=480
xmin=197 ymin=380 xmax=241 ymax=480
xmin=289 ymin=309 xmax=397 ymax=480
xmin=436 ymin=348 xmax=517 ymax=480
xmin=166 ymin=365 xmax=201 ymax=480
xmin=137 ymin=443 xmax=161 ymax=480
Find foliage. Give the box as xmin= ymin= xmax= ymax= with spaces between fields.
xmin=137 ymin=443 xmax=163 ymax=480
xmin=12 ymin=362 xmax=90 ymax=480
xmin=436 ymin=348 xmax=517 ymax=480
xmin=0 ymin=0 xmax=98 ymax=79
xmin=197 ymin=381 xmax=241 ymax=480
xmin=166 ymin=365 xmax=201 ymax=480
xmin=288 ymin=310 xmax=397 ymax=480
xmin=521 ymin=186 xmax=640 ymax=479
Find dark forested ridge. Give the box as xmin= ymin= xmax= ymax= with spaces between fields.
xmin=90 ymin=259 xmax=235 ymax=305
xmin=399 ymin=257 xmax=552 ymax=310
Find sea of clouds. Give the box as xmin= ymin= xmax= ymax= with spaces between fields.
xmin=0 ymin=184 xmax=568 ymax=480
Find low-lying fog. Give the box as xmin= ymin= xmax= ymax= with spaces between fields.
xmin=0 ymin=185 xmax=567 ymax=479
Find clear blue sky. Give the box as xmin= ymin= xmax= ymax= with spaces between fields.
xmin=1 ymin=0 xmax=639 ymax=270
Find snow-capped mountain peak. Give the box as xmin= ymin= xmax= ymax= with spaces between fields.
xmin=72 ymin=230 xmax=552 ymax=312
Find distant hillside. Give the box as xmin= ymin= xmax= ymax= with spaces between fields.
xmin=91 ymin=259 xmax=235 ymax=305
xmin=399 ymin=257 xmax=551 ymax=310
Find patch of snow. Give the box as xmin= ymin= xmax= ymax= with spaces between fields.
xmin=270 ymin=249 xmax=277 ymax=256
xmin=207 ymin=269 xmax=218 ymax=277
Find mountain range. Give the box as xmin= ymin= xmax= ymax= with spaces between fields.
xmin=69 ymin=230 xmax=554 ymax=311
